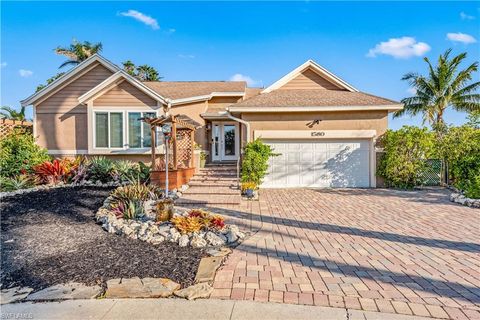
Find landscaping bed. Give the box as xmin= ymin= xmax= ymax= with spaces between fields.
xmin=0 ymin=187 xmax=205 ymax=291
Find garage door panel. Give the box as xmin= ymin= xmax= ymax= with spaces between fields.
xmin=263 ymin=139 xmax=371 ymax=188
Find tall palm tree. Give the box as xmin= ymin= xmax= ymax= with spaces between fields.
xmin=136 ymin=65 xmax=160 ymax=81
xmin=0 ymin=106 xmax=27 ymax=121
xmin=395 ymin=49 xmax=480 ymax=130
xmin=54 ymin=40 xmax=103 ymax=68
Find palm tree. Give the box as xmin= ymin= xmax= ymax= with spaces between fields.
xmin=54 ymin=40 xmax=103 ymax=68
xmin=395 ymin=49 xmax=480 ymax=131
xmin=122 ymin=61 xmax=161 ymax=81
xmin=0 ymin=106 xmax=27 ymax=121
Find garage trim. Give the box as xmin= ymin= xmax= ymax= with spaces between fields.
xmin=256 ymin=130 xmax=377 ymax=188
xmin=254 ymin=129 xmax=376 ymax=140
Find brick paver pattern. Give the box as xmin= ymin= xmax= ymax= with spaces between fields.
xmin=206 ymin=188 xmax=480 ymax=320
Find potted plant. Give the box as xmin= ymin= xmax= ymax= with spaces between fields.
xmin=200 ymin=151 xmax=207 ymax=168
xmin=156 ymin=198 xmax=175 ymax=222
xmin=241 ymin=181 xmax=257 ymax=198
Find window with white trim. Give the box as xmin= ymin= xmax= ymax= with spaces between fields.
xmin=95 ymin=112 xmax=123 ymax=148
xmin=94 ymin=111 xmax=157 ymax=149
xmin=128 ymin=112 xmax=156 ymax=148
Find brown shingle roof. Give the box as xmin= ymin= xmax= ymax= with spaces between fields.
xmin=143 ymin=81 xmax=246 ymax=100
xmin=231 ymin=89 xmax=399 ymax=108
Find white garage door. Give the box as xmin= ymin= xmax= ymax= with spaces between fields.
xmin=262 ymin=139 xmax=371 ymax=188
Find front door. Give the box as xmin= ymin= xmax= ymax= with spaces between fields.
xmin=211 ymin=122 xmax=240 ymax=162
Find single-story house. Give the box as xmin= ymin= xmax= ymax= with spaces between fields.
xmin=21 ymin=54 xmax=402 ymax=188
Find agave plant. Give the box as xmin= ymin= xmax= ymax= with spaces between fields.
xmin=87 ymin=156 xmax=115 ymax=183
xmin=0 ymin=175 xmax=37 ymax=192
xmin=112 ymin=160 xmax=138 ymax=183
xmin=109 ymin=183 xmax=163 ymax=208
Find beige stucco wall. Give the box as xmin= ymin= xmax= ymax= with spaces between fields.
xmin=241 ymin=110 xmax=388 ymax=143
xmin=170 ymin=101 xmax=209 ymax=149
xmin=35 ymin=63 xmax=114 ymax=151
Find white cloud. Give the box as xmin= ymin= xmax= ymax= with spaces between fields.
xmin=19 ymin=69 xmax=33 ymax=77
xmin=367 ymin=37 xmax=431 ymax=59
xmin=120 ymin=10 xmax=159 ymax=30
xmin=460 ymin=12 xmax=475 ymax=20
xmin=1 ymin=62 xmax=6 ymax=68
xmin=446 ymin=32 xmax=477 ymax=44
xmin=178 ymin=54 xmax=195 ymax=59
xmin=229 ymin=74 xmax=258 ymax=86
xmin=406 ymin=87 xmax=417 ymax=95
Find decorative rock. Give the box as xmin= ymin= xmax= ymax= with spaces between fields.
xmin=150 ymin=235 xmax=165 ymax=245
xmin=1 ymin=287 xmax=33 ymax=304
xmin=205 ymin=232 xmax=225 ymax=246
xmin=206 ymin=247 xmax=232 ymax=257
xmin=450 ymin=192 xmax=480 ymax=208
xmin=190 ymin=234 xmax=207 ymax=248
xmin=26 ymin=282 xmax=101 ymax=301
xmin=225 ymin=230 xmax=238 ymax=243
xmin=174 ymin=283 xmax=214 ymax=300
xmin=168 ymin=228 xmax=181 ymax=242
xmin=141 ymin=278 xmax=181 ymax=298
xmin=178 ymin=234 xmax=189 ymax=247
xmin=195 ymin=257 xmax=223 ymax=283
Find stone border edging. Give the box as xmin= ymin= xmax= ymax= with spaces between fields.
xmin=450 ymin=192 xmax=480 ymax=208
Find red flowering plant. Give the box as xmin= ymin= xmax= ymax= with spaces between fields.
xmin=34 ymin=159 xmax=66 ymax=184
xmin=185 ymin=209 xmax=226 ymax=231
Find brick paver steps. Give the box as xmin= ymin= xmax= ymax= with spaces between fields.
xmin=176 ymin=164 xmax=241 ymax=206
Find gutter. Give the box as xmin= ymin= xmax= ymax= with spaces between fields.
xmin=219 ymin=111 xmax=251 ymax=142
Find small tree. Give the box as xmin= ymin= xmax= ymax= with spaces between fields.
xmin=241 ymin=139 xmax=278 ymax=186
xmin=377 ymin=126 xmax=436 ymax=189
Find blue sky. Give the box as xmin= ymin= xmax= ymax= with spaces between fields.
xmin=1 ymin=1 xmax=479 ymax=129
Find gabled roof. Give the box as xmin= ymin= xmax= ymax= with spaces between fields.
xmin=228 ymin=89 xmax=402 ymax=112
xmin=262 ymin=60 xmax=359 ymax=93
xmin=78 ymin=70 xmax=168 ymax=105
xmin=21 ymin=54 xmax=119 ymax=107
xmin=143 ymin=81 xmax=246 ymax=105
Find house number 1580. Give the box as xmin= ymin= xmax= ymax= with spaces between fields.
xmin=311 ymin=132 xmax=325 ymax=137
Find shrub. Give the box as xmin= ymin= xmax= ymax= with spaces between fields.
xmin=0 ymin=174 xmax=37 ymax=192
xmin=377 ymin=126 xmax=436 ymax=189
xmin=241 ymin=139 xmax=278 ymax=185
xmin=437 ymin=125 xmax=480 ymax=198
xmin=0 ymin=129 xmax=50 ymax=177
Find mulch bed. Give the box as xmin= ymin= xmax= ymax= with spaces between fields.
xmin=0 ymin=187 xmax=205 ymax=291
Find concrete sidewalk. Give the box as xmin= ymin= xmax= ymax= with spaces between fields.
xmin=1 ymin=299 xmax=439 ymax=320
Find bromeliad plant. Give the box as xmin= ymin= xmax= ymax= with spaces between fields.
xmin=108 ymin=183 xmax=164 ymax=219
xmin=34 ymin=159 xmax=66 ymax=184
xmin=171 ymin=209 xmax=226 ymax=234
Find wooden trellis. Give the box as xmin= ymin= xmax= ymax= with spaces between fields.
xmin=0 ymin=119 xmax=33 ymax=139
xmin=143 ymin=114 xmax=197 ymax=171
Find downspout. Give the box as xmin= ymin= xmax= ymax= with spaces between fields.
xmin=219 ymin=110 xmax=250 ymax=142
xmin=220 ymin=110 xmax=250 ymax=189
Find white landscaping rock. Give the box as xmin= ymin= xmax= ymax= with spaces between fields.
xmin=190 ymin=234 xmax=207 ymax=248
xmin=26 ymin=282 xmax=101 ymax=301
xmin=205 ymin=232 xmax=226 ymax=246
xmin=178 ymin=235 xmax=189 ymax=247
xmin=174 ymin=283 xmax=214 ymax=300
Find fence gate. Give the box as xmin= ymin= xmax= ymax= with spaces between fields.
xmin=419 ymin=159 xmax=443 ymax=186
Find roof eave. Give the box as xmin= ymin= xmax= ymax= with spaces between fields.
xmin=21 ymin=54 xmax=120 ymax=107
xmin=227 ymin=104 xmax=404 ymax=113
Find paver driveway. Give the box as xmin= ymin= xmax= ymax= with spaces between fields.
xmin=207 ymin=188 xmax=480 ymax=319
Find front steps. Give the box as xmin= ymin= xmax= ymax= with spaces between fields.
xmin=176 ymin=164 xmax=242 ymax=206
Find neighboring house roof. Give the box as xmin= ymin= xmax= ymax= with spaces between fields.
xmin=78 ymin=70 xmax=168 ymax=105
xmin=228 ymin=89 xmax=402 ymax=112
xmin=21 ymin=54 xmax=119 ymax=107
xmin=143 ymin=81 xmax=246 ymax=101
xmin=262 ymin=60 xmax=359 ymax=93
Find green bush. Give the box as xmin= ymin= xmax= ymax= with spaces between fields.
xmin=0 ymin=129 xmax=50 ymax=177
xmin=438 ymin=125 xmax=480 ymax=198
xmin=241 ymin=139 xmax=278 ymax=185
xmin=377 ymin=126 xmax=436 ymax=189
